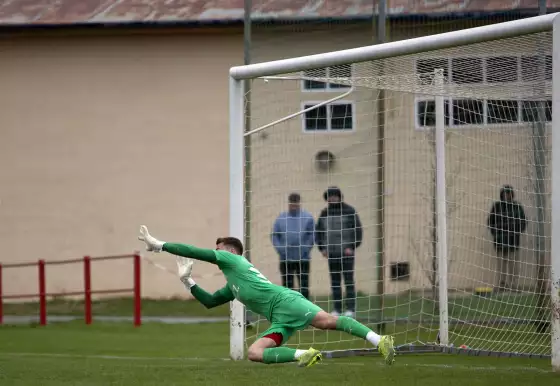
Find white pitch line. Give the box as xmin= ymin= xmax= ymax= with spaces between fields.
xmin=0 ymin=352 xmax=552 ymax=373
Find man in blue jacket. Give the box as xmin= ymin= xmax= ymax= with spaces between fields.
xmin=271 ymin=193 xmax=315 ymax=299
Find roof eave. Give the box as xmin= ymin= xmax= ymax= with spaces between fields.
xmin=0 ymin=8 xmax=554 ymax=32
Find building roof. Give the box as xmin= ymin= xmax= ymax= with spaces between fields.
xmin=0 ymin=0 xmax=558 ymax=27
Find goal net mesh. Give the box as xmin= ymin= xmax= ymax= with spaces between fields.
xmin=243 ymin=31 xmax=552 ymax=358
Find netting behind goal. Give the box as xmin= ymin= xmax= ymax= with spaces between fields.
xmin=241 ymin=30 xmax=553 ymax=358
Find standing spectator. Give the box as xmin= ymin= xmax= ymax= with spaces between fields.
xmin=487 ymin=185 xmax=527 ymax=291
xmin=315 ymin=187 xmax=363 ymax=317
xmin=271 ymin=192 xmax=314 ymax=299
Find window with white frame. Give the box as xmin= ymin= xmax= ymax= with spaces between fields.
xmin=303 ymin=102 xmax=354 ymax=132
xmin=302 ymin=64 xmax=352 ymax=91
xmin=415 ymin=55 xmax=552 ymax=128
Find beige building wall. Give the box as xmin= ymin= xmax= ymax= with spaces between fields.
xmin=0 ymin=29 xmax=243 ymax=300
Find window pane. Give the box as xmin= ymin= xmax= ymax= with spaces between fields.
xmin=417 ymin=100 xmax=449 ymax=127
xmin=304 ymin=105 xmax=328 ymax=130
xmin=303 ymin=68 xmax=327 ymax=90
xmin=522 ymin=55 xmax=552 ymax=82
xmin=487 ymin=100 xmax=519 ymax=124
xmin=304 ymin=80 xmax=327 ymax=89
xmin=417 ymin=100 xmax=435 ymax=127
xmin=330 ymin=104 xmax=353 ymax=130
xmin=451 ymin=58 xmax=483 ymax=84
xmin=330 ymin=82 xmax=351 ymax=89
xmin=522 ymin=100 xmax=552 ymax=122
xmin=486 ymin=56 xmax=518 ymax=83
xmin=452 ymin=99 xmax=484 ymax=125
xmin=416 ymin=58 xmax=449 ymax=83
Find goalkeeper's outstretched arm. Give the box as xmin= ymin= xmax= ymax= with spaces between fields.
xmin=163 ymin=243 xmax=218 ymax=264
xmin=138 ymin=225 xmax=217 ymax=263
xmin=189 ymin=284 xmax=235 ymax=309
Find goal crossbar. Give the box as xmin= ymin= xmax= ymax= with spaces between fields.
xmin=230 ymin=13 xmax=558 ymax=80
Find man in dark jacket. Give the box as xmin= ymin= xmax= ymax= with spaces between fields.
xmin=315 ymin=187 xmax=363 ymax=317
xmin=487 ymin=185 xmax=527 ymax=291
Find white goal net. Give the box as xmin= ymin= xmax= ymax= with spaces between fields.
xmin=229 ymin=15 xmax=560 ymax=366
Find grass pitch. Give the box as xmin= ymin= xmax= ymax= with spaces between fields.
xmin=0 ymin=321 xmax=556 ymax=386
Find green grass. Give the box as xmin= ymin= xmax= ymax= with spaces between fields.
xmin=2 ymin=292 xmax=552 ymax=384
xmin=0 ymin=322 xmax=556 ymax=386
xmin=2 ymin=297 xmax=229 ymax=318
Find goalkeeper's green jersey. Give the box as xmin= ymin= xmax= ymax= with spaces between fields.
xmin=162 ymin=242 xmax=293 ymax=321
xmin=215 ymin=250 xmax=291 ymax=321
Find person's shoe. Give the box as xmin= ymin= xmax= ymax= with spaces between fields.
xmin=378 ymin=335 xmax=395 ymax=365
xmin=297 ymin=347 xmax=322 ymax=368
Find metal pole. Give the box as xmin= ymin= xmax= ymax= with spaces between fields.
xmin=435 ymin=69 xmax=449 ymax=347
xmin=374 ymin=0 xmax=387 ymax=333
xmin=243 ymin=0 xmax=253 ymax=328
xmin=243 ymin=0 xmax=252 ymax=260
xmin=38 ymin=260 xmax=46 ymax=326
xmin=377 ymin=0 xmax=386 ymax=42
xmin=133 ymin=253 xmax=142 ymax=327
xmin=229 ymin=75 xmax=246 ymax=360
xmin=539 ymin=0 xmax=547 ymax=16
xmin=84 ymin=256 xmax=92 ymax=325
xmin=551 ymin=11 xmax=560 ymax=373
xmin=533 ymin=0 xmax=549 ymax=335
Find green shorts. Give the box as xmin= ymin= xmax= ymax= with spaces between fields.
xmin=259 ymin=291 xmax=323 ymax=345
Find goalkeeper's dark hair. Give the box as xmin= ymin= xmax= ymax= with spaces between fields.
xmin=216 ymin=237 xmax=244 ymax=255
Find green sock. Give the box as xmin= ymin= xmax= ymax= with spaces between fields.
xmin=335 ymin=316 xmax=372 ymax=340
xmin=262 ymin=347 xmax=297 ymax=364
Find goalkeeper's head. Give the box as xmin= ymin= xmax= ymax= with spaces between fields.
xmin=216 ymin=237 xmax=244 ymax=256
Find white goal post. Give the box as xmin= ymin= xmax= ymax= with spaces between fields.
xmin=228 ymin=13 xmax=560 ymax=370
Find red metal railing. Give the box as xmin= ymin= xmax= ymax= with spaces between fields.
xmin=0 ymin=253 xmax=141 ymax=326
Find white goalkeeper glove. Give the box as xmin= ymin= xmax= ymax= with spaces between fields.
xmin=176 ymin=256 xmax=196 ymax=289
xmin=138 ymin=225 xmax=165 ymax=253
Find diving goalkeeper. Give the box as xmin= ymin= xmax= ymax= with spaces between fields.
xmin=138 ymin=225 xmax=395 ymax=367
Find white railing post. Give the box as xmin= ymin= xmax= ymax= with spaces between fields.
xmin=229 ymin=75 xmax=246 ymax=361
xmin=550 ymin=13 xmax=560 ymax=373
xmin=435 ymin=68 xmax=449 ymax=347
